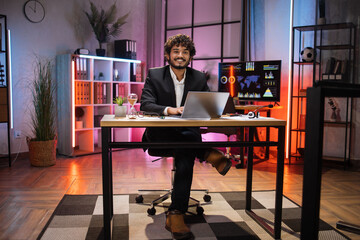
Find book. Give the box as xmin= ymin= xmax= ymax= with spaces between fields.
xmin=324 ymin=57 xmax=336 ymax=74
xmin=83 ymin=58 xmax=87 ymax=80
xmin=341 ymin=60 xmax=348 ymax=75
xmin=333 ymin=60 xmax=341 ymax=74
xmin=75 ymin=57 xmax=80 ymax=80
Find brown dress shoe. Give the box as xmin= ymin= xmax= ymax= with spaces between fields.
xmin=165 ymin=210 xmax=193 ymax=239
xmin=204 ymin=148 xmax=232 ymax=176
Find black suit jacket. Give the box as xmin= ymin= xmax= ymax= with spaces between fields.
xmin=140 ymin=65 xmax=209 ymax=153
xmin=140 ymin=65 xmax=209 ymax=115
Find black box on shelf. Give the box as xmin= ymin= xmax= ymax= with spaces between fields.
xmin=94 ymin=115 xmax=103 ymax=128
xmin=114 ymin=40 xmax=136 ymax=59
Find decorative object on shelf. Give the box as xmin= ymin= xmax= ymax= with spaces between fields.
xmin=300 ymin=47 xmax=315 ymax=62
xmin=27 ymin=57 xmax=57 ymax=167
xmin=113 ymin=96 xmax=127 ymax=117
xmin=114 ymin=69 xmax=120 ymax=81
xmin=328 ymin=97 xmax=340 ymax=122
xmin=75 ymin=107 xmax=84 ymax=129
xmin=317 ymin=0 xmax=326 ymax=25
xmin=84 ymin=1 xmax=129 ymax=57
xmin=23 ymin=0 xmax=45 ymax=23
xmin=74 ymin=48 xmax=89 ymax=55
xmin=98 ymin=72 xmax=104 ymax=80
xmin=127 ymin=93 xmax=138 ymax=119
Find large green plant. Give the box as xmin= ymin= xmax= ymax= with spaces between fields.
xmin=84 ymin=1 xmax=129 ymax=49
xmin=30 ymin=58 xmax=56 ymax=141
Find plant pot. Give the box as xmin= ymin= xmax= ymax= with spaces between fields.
xmin=115 ymin=105 xmax=127 ymax=117
xmin=96 ymin=49 xmax=106 ymax=57
xmin=75 ymin=120 xmax=83 ymax=129
xmin=27 ymin=137 xmax=57 ymax=167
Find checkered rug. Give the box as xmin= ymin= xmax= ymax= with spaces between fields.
xmin=38 ymin=191 xmax=349 ymax=240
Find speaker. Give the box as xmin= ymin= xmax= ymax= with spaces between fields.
xmin=114 ymin=40 xmax=137 ymax=59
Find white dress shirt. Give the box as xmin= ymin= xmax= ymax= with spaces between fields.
xmin=163 ymin=67 xmax=186 ymax=115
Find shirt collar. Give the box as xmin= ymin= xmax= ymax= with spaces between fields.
xmin=169 ymin=66 xmax=186 ymax=85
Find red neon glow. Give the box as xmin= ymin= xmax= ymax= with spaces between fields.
xmin=229 ymin=65 xmax=235 ymax=97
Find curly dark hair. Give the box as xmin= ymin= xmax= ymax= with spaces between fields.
xmin=164 ymin=34 xmax=196 ymax=57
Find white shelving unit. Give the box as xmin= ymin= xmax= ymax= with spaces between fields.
xmin=56 ymin=54 xmax=145 ymax=156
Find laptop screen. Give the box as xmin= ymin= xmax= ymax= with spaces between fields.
xmin=180 ymin=91 xmax=230 ymax=119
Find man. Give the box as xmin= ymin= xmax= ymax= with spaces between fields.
xmin=140 ymin=34 xmax=231 ymax=239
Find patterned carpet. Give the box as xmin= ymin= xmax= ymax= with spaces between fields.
xmin=37 ymin=191 xmax=349 ymax=240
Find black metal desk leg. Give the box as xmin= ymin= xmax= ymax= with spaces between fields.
xmin=265 ymin=110 xmax=271 ymax=159
xmin=274 ymin=126 xmax=285 ymax=239
xmin=246 ymin=127 xmax=254 ymax=210
xmin=301 ymin=87 xmax=324 ymax=240
xmin=102 ymin=127 xmax=113 ymax=239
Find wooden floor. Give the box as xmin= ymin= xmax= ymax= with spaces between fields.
xmin=0 ymin=149 xmax=360 ymax=240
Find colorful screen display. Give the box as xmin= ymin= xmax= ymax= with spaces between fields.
xmin=218 ymin=60 xmax=281 ymax=102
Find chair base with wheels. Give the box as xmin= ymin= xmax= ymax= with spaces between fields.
xmin=135 ymin=151 xmax=211 ymax=216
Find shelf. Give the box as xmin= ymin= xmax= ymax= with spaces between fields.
xmin=294 ymin=22 xmax=355 ymax=32
xmin=323 ymin=120 xmax=350 ymax=125
xmin=322 ymin=156 xmax=346 ymax=162
xmin=289 ymin=153 xmax=304 ymax=158
xmin=57 ymin=54 xmax=145 ymax=156
xmin=316 ymin=44 xmax=354 ymax=50
xmin=290 ymin=128 xmax=306 ymax=132
xmin=75 ymin=128 xmax=93 ymax=132
xmin=293 ymin=61 xmax=319 ymax=65
xmin=289 ymin=22 xmax=355 ymax=165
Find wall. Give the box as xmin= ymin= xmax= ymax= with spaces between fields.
xmin=251 ymin=0 xmax=291 ymax=123
xmin=0 ymin=0 xmax=147 ymax=154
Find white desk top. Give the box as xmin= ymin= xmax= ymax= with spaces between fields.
xmin=100 ymin=115 xmax=286 ymax=128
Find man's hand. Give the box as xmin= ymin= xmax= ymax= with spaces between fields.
xmin=167 ymin=107 xmax=184 ymax=115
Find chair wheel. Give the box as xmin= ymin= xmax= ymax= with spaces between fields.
xmin=196 ymin=206 xmax=204 ymax=215
xmin=135 ymin=195 xmax=144 ymax=203
xmin=203 ymin=194 xmax=211 ymax=202
xmin=147 ymin=207 xmax=156 ymax=215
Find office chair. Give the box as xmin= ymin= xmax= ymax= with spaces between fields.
xmin=200 ymin=97 xmax=243 ymax=168
xmin=135 ymin=148 xmax=211 ymax=216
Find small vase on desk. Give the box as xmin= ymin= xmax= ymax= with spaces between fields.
xmin=115 ymin=106 xmax=127 ymax=118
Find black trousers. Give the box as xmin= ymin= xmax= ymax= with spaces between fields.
xmin=144 ymin=127 xmax=205 ymax=213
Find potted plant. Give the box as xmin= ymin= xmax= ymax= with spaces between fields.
xmin=84 ymin=1 xmax=129 ymax=56
xmin=113 ymin=96 xmax=127 ymax=117
xmin=27 ymin=58 xmax=57 ymax=167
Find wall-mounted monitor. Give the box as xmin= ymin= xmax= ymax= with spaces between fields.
xmin=218 ymin=60 xmax=281 ymax=102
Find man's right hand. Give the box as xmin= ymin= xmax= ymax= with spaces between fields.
xmin=167 ymin=107 xmax=184 ymax=115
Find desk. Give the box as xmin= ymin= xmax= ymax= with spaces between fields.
xmin=301 ymin=84 xmax=360 ymax=239
xmin=235 ymin=105 xmax=284 ymax=161
xmin=101 ymin=115 xmax=286 ymax=239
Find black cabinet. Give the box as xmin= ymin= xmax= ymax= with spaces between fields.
xmin=289 ymin=22 xmax=356 ymax=166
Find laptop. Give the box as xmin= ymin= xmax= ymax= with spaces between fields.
xmin=175 ymin=91 xmax=230 ymax=119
